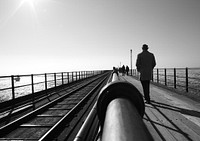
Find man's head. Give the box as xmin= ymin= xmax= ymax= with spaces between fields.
xmin=142 ymin=44 xmax=149 ymax=50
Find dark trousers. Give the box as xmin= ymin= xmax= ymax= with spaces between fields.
xmin=141 ymin=80 xmax=150 ymax=102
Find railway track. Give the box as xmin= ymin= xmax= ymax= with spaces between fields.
xmin=0 ymin=72 xmax=110 ymax=141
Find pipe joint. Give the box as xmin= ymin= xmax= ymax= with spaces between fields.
xmin=97 ymin=81 xmax=145 ymax=126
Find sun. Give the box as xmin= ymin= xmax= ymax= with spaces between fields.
xmin=21 ymin=0 xmax=37 ymax=8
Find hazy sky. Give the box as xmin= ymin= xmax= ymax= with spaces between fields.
xmin=0 ymin=0 xmax=200 ymax=75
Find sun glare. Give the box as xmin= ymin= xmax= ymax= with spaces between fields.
xmin=21 ymin=0 xmax=37 ymax=8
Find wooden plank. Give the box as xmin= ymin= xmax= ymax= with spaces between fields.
xmin=143 ymin=112 xmax=163 ymax=141
xmin=151 ymin=101 xmax=200 ymax=141
xmin=144 ymin=104 xmax=177 ymax=140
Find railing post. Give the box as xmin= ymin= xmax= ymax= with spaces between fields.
xmin=67 ymin=72 xmax=69 ymax=83
xmin=76 ymin=72 xmax=77 ymax=81
xmin=79 ymin=71 xmax=80 ymax=80
xmin=54 ymin=73 xmax=56 ymax=87
xmin=174 ymin=68 xmax=176 ymax=89
xmin=11 ymin=75 xmax=15 ymax=100
xmin=165 ymin=68 xmax=167 ymax=86
xmin=72 ymin=72 xmax=74 ymax=82
xmin=45 ymin=73 xmax=47 ymax=90
xmin=157 ymin=68 xmax=159 ymax=83
xmin=62 ymin=72 xmax=64 ymax=85
xmin=186 ymin=67 xmax=188 ymax=92
xmin=31 ymin=74 xmax=35 ymax=109
xmin=31 ymin=74 xmax=34 ymax=94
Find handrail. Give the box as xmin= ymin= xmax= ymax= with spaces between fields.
xmin=96 ymin=72 xmax=152 ymax=141
xmin=133 ymin=67 xmax=200 ymax=94
xmin=0 ymin=70 xmax=106 ymax=103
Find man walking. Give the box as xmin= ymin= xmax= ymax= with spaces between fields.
xmin=136 ymin=44 xmax=156 ymax=104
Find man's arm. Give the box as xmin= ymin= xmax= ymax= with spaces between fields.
xmin=152 ymin=54 xmax=156 ymax=69
xmin=136 ymin=54 xmax=141 ymax=72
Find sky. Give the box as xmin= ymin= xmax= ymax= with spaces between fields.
xmin=0 ymin=0 xmax=200 ymax=75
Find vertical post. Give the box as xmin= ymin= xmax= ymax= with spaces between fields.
xmin=79 ymin=71 xmax=80 ymax=80
xmin=67 ymin=72 xmax=69 ymax=83
xmin=31 ymin=74 xmax=34 ymax=94
xmin=151 ymin=69 xmax=154 ymax=82
xmin=130 ymin=49 xmax=132 ymax=76
xmin=72 ymin=72 xmax=74 ymax=82
xmin=62 ymin=72 xmax=64 ymax=85
xmin=31 ymin=74 xmax=35 ymax=109
xmin=157 ymin=69 xmax=159 ymax=83
xmin=45 ymin=73 xmax=47 ymax=90
xmin=174 ymin=68 xmax=176 ymax=89
xmin=11 ymin=75 xmax=15 ymax=100
xmin=186 ymin=67 xmax=188 ymax=92
xmin=165 ymin=68 xmax=167 ymax=86
xmin=54 ymin=73 xmax=56 ymax=87
xmin=76 ymin=72 xmax=77 ymax=81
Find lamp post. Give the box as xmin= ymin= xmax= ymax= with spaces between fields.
xmin=130 ymin=49 xmax=132 ymax=75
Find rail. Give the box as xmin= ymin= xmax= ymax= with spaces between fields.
xmin=74 ymin=71 xmax=153 ymax=141
xmin=97 ymin=71 xmax=152 ymax=141
xmin=132 ymin=68 xmax=200 ymax=95
xmin=0 ymin=70 xmax=105 ymax=103
xmin=0 ymin=73 xmax=110 ymax=140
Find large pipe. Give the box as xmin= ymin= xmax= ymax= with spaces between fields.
xmin=111 ymin=71 xmax=119 ymax=82
xmin=97 ymin=72 xmax=153 ymax=141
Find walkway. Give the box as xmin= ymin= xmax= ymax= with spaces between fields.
xmin=120 ymin=75 xmax=200 ymax=141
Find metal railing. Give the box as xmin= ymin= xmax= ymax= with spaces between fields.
xmin=0 ymin=70 xmax=104 ymax=102
xmin=132 ymin=68 xmax=200 ymax=95
xmin=95 ymin=72 xmax=152 ymax=141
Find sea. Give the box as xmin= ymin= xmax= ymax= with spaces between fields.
xmin=0 ymin=73 xmax=71 ymax=102
xmin=152 ymin=68 xmax=200 ymax=94
xmin=0 ymin=68 xmax=200 ymax=102
xmin=133 ymin=68 xmax=200 ymax=98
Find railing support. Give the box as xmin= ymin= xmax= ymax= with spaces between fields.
xmin=157 ymin=68 xmax=159 ymax=83
xmin=62 ymin=73 xmax=64 ymax=85
xmin=174 ymin=68 xmax=176 ymax=89
xmin=186 ymin=67 xmax=188 ymax=92
xmin=165 ymin=68 xmax=167 ymax=86
xmin=54 ymin=73 xmax=56 ymax=87
xmin=45 ymin=73 xmax=47 ymax=90
xmin=11 ymin=75 xmax=15 ymax=100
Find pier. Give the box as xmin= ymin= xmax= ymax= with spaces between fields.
xmin=0 ymin=69 xmax=200 ymax=140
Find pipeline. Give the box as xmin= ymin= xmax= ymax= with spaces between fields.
xmin=74 ymin=71 xmax=153 ymax=141
xmin=97 ymin=71 xmax=153 ymax=141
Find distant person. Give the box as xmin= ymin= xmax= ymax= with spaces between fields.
xmin=122 ymin=65 xmax=125 ymax=76
xmin=136 ymin=44 xmax=156 ymax=104
xmin=126 ymin=65 xmax=129 ymax=75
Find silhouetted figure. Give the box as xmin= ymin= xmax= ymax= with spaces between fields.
xmin=136 ymin=44 xmax=156 ymax=104
xmin=122 ymin=65 xmax=125 ymax=76
xmin=126 ymin=66 xmax=129 ymax=75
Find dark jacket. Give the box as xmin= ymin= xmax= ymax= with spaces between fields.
xmin=136 ymin=50 xmax=156 ymax=80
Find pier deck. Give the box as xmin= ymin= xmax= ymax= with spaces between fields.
xmin=120 ymin=75 xmax=200 ymax=141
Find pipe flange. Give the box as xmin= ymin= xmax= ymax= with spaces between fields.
xmin=97 ymin=81 xmax=145 ymax=126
